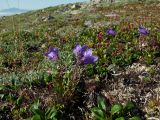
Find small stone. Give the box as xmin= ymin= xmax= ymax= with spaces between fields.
xmin=41 ymin=44 xmax=46 ymax=48
xmin=84 ymin=20 xmax=93 ymax=27
xmin=71 ymin=4 xmax=81 ymax=9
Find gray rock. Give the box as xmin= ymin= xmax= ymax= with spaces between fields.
xmin=48 ymin=15 xmax=54 ymax=20
xmin=71 ymin=4 xmax=81 ymax=9
xmin=42 ymin=15 xmax=54 ymax=21
xmin=84 ymin=20 xmax=93 ymax=27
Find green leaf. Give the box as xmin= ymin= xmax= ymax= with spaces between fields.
xmin=31 ymin=100 xmax=40 ymax=110
xmin=0 ymin=94 xmax=5 ymax=99
xmin=31 ymin=115 xmax=41 ymax=120
xmin=45 ymin=107 xmax=57 ymax=119
xmin=125 ymin=101 xmax=135 ymax=110
xmin=129 ymin=116 xmax=141 ymax=120
xmin=92 ymin=107 xmax=106 ymax=119
xmin=16 ymin=97 xmax=23 ymax=106
xmin=33 ymin=109 xmax=44 ymax=117
xmin=0 ymin=86 xmax=5 ymax=90
xmin=97 ymin=97 xmax=106 ymax=111
xmin=116 ymin=117 xmax=125 ymax=120
xmin=110 ymin=104 xmax=123 ymax=115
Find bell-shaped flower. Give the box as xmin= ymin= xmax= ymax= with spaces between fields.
xmin=106 ymin=28 xmax=116 ymax=36
xmin=73 ymin=44 xmax=88 ymax=58
xmin=81 ymin=49 xmax=98 ymax=65
xmin=139 ymin=26 xmax=149 ymax=35
xmin=45 ymin=47 xmax=59 ymax=61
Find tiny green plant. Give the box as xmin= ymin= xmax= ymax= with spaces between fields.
xmin=29 ymin=100 xmax=59 ymax=120
xmin=92 ymin=96 xmax=141 ymax=120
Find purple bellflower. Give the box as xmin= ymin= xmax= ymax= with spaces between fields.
xmin=106 ymin=28 xmax=116 ymax=36
xmin=81 ymin=49 xmax=98 ymax=65
xmin=73 ymin=44 xmax=98 ymax=65
xmin=139 ymin=26 xmax=149 ymax=35
xmin=45 ymin=47 xmax=59 ymax=61
xmin=73 ymin=44 xmax=88 ymax=58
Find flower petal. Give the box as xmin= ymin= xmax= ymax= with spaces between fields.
xmin=107 ymin=28 xmax=116 ymax=36
xmin=84 ymin=49 xmax=93 ymax=56
xmin=45 ymin=47 xmax=59 ymax=61
xmin=73 ymin=44 xmax=82 ymax=56
xmin=80 ymin=45 xmax=88 ymax=54
xmin=93 ymin=56 xmax=98 ymax=62
xmin=139 ymin=26 xmax=149 ymax=35
xmin=81 ymin=54 xmax=98 ymax=65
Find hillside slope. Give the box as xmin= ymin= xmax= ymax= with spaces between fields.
xmin=0 ymin=1 xmax=160 ymax=119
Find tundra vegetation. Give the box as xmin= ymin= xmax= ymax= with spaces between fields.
xmin=0 ymin=0 xmax=160 ymax=119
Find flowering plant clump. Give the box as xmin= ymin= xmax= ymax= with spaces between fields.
xmin=138 ymin=26 xmax=149 ymax=35
xmin=44 ymin=47 xmax=59 ymax=61
xmin=43 ymin=44 xmax=98 ymax=99
xmin=106 ymin=28 xmax=116 ymax=36
xmin=73 ymin=44 xmax=98 ymax=65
